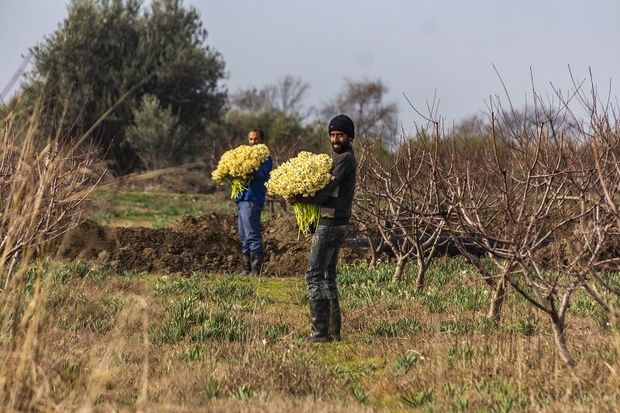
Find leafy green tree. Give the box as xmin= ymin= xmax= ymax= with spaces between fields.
xmin=220 ymin=109 xmax=326 ymax=165
xmin=218 ymin=77 xmax=328 ymax=164
xmin=20 ymin=0 xmax=226 ymax=173
xmin=125 ymin=94 xmax=188 ymax=170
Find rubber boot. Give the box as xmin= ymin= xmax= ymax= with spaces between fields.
xmin=328 ymin=297 xmax=342 ymax=341
xmin=308 ymin=299 xmax=331 ymax=342
xmin=250 ymin=251 xmax=264 ymax=276
xmin=241 ymin=253 xmax=251 ymax=275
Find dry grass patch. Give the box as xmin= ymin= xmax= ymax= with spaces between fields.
xmin=1 ymin=259 xmax=618 ymax=411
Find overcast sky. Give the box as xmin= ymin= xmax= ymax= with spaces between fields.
xmin=2 ymin=0 xmax=619 ymax=132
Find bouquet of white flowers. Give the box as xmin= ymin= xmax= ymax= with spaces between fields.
xmin=211 ymin=144 xmax=270 ymax=198
xmin=266 ymin=151 xmax=333 ymax=232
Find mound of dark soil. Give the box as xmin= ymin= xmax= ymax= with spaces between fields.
xmin=54 ymin=212 xmax=365 ymax=276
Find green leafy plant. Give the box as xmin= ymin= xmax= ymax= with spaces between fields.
xmin=231 ymin=384 xmax=253 ymax=400
xmin=400 ymin=388 xmax=434 ymax=408
xmin=394 ymin=352 xmax=421 ymax=372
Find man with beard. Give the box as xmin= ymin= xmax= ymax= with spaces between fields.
xmin=237 ymin=128 xmax=273 ymax=276
xmin=292 ymin=114 xmax=357 ymax=342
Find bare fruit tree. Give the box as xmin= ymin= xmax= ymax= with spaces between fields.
xmin=437 ymin=100 xmax=593 ymax=365
xmin=356 ymin=132 xmax=447 ymax=287
xmin=562 ymin=75 xmax=620 ymax=323
xmin=588 ymin=138 xmax=620 ymax=321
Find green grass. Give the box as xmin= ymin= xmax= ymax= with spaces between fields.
xmin=394 ymin=351 xmax=422 ymax=372
xmin=399 ymin=388 xmax=434 ymax=409
xmin=90 ymin=190 xmax=234 ymax=227
xmin=371 ymin=318 xmax=421 ymax=337
xmin=6 ymin=257 xmax=619 ymax=411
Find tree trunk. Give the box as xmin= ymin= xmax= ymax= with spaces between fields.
xmin=415 ymin=256 xmax=427 ymax=291
xmin=487 ymin=279 xmax=506 ymax=322
xmin=367 ymin=235 xmax=377 ymax=270
xmin=550 ymin=313 xmax=575 ymax=367
xmin=392 ymin=256 xmax=408 ymax=282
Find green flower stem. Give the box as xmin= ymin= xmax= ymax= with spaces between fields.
xmin=293 ymin=202 xmax=319 ymax=233
xmin=230 ymin=178 xmax=249 ymax=199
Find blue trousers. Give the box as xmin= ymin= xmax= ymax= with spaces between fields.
xmin=305 ymin=223 xmax=349 ymax=300
xmin=237 ymin=201 xmax=263 ymax=254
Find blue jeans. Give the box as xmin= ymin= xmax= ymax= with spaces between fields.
xmin=305 ymin=223 xmax=348 ymax=300
xmin=238 ymin=201 xmax=263 ymax=254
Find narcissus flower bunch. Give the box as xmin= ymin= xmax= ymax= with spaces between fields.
xmin=211 ymin=144 xmax=270 ymax=198
xmin=266 ymin=151 xmax=333 ymax=232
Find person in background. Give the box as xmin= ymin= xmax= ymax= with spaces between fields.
xmin=292 ymin=115 xmax=356 ymax=342
xmin=237 ymin=128 xmax=272 ymax=275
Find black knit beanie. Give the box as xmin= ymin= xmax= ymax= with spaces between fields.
xmin=328 ymin=114 xmax=355 ymax=140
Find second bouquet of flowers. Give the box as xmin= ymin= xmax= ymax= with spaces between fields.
xmin=266 ymin=151 xmax=334 ymax=232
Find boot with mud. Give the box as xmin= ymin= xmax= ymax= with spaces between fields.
xmin=308 ymin=299 xmax=331 ymax=342
xmin=328 ymin=297 xmax=342 ymax=341
xmin=250 ymin=251 xmax=264 ymax=276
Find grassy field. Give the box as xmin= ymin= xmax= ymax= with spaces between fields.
xmin=2 ymin=191 xmax=618 ymax=411
xmin=6 ymin=256 xmax=618 ymax=411
xmin=89 ymin=190 xmax=284 ymax=228
xmin=89 ymin=190 xmax=234 ymax=228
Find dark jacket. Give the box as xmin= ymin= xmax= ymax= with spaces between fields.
xmin=236 ymin=156 xmax=273 ymax=207
xmin=301 ymin=146 xmax=356 ymax=225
